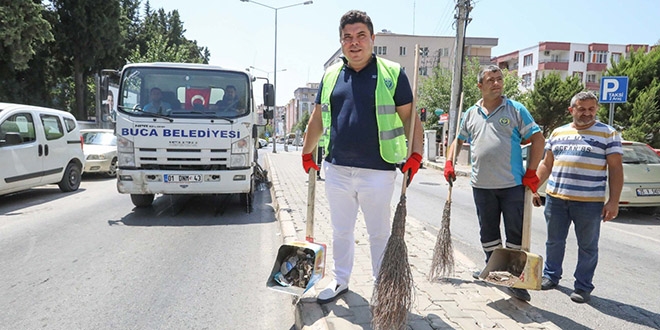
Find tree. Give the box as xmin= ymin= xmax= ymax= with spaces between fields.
xmin=51 ymin=0 xmax=124 ymax=119
xmin=526 ymin=73 xmax=584 ymax=136
xmin=622 ymin=80 xmax=660 ymax=147
xmin=292 ymin=110 xmax=310 ymax=136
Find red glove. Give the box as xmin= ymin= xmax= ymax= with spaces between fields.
xmin=302 ymin=153 xmax=319 ymax=173
xmin=401 ymin=152 xmax=422 ymax=186
xmin=522 ymin=169 xmax=540 ymax=193
xmin=444 ymin=160 xmax=456 ymax=183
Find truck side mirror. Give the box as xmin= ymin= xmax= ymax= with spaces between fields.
xmin=263 ymin=84 xmax=274 ymax=107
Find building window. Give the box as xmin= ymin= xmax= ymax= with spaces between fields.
xmin=419 ymin=66 xmax=428 ymax=76
xmin=590 ymin=51 xmax=608 ymax=64
xmin=399 ymin=46 xmax=406 ymax=56
xmin=523 ymin=54 xmax=533 ymax=67
xmin=586 ymin=74 xmax=597 ymax=83
xmin=612 ymin=52 xmax=621 ymax=64
xmin=522 ymin=73 xmax=532 ymax=87
xmin=573 ymin=71 xmax=584 ymax=81
xmin=574 ymin=51 xmax=585 ymax=62
xmin=373 ymin=46 xmax=387 ymax=55
xmin=420 ymin=47 xmax=429 ymax=56
xmin=439 ymin=48 xmax=449 ymax=57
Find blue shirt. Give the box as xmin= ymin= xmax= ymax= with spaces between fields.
xmin=315 ymin=56 xmax=413 ymax=170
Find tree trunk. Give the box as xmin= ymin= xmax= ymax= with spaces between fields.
xmin=74 ymin=58 xmax=85 ymax=120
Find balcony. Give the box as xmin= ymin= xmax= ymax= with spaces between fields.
xmin=585 ymin=82 xmax=600 ymax=91
xmin=538 ymin=59 xmax=569 ymax=71
xmin=587 ymin=62 xmax=607 ymax=72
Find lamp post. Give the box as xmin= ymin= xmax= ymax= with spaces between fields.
xmin=248 ymin=66 xmax=287 ymax=81
xmin=241 ymin=0 xmax=313 ymax=153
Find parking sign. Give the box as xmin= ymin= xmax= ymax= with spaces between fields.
xmin=599 ymin=76 xmax=628 ymax=103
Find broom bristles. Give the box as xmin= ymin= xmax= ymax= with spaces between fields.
xmin=429 ymin=199 xmax=455 ymax=280
xmin=371 ymin=195 xmax=414 ymax=330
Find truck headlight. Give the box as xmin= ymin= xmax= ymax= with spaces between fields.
xmin=230 ymin=154 xmax=248 ymax=168
xmin=117 ymin=136 xmax=135 ymax=166
xmin=117 ymin=136 xmax=134 ymax=153
xmin=232 ymin=137 xmax=249 ymax=154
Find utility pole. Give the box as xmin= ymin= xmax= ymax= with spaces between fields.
xmin=447 ymin=0 xmax=472 ymax=145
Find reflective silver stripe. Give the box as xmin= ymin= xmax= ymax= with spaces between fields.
xmin=376 ymin=104 xmax=396 ymax=115
xmin=380 ymin=127 xmax=405 ymax=140
xmin=321 ymin=104 xmax=330 ymax=112
xmin=505 ymin=242 xmax=522 ymax=250
xmin=482 ymin=239 xmax=502 ymax=252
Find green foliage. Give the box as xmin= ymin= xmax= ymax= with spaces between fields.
xmin=0 ymin=1 xmax=54 ymax=70
xmin=527 ymin=73 xmax=584 ymax=136
xmin=292 ymin=111 xmax=311 ymax=135
xmin=601 ymin=46 xmax=660 ymax=147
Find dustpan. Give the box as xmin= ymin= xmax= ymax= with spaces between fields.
xmin=266 ymin=151 xmax=326 ymax=296
xmin=479 ymin=188 xmax=542 ymax=290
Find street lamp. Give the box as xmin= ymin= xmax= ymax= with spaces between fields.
xmin=248 ymin=66 xmax=287 ymax=80
xmin=241 ymin=0 xmax=313 ymax=153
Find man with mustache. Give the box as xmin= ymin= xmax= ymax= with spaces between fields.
xmin=533 ymin=91 xmax=623 ymax=303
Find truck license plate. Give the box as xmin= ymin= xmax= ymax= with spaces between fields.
xmin=636 ymin=188 xmax=660 ymax=196
xmin=164 ymin=174 xmax=202 ymax=183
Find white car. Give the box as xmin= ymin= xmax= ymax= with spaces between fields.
xmin=523 ymin=141 xmax=660 ymax=213
xmin=258 ymin=138 xmax=268 ymax=148
xmin=81 ymin=129 xmax=117 ymax=177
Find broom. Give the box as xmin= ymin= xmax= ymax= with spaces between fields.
xmin=428 ymin=92 xmax=464 ymax=281
xmin=371 ymin=44 xmax=420 ymax=330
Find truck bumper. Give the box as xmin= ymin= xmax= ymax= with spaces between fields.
xmin=116 ymin=168 xmax=252 ymax=195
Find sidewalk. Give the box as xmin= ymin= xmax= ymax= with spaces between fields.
xmin=264 ymin=150 xmax=560 ymax=330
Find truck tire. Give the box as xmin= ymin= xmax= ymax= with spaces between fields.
xmin=58 ymin=162 xmax=82 ymax=192
xmin=131 ymin=193 xmax=155 ymax=207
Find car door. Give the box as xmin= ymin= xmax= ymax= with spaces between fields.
xmin=0 ymin=110 xmax=44 ymax=194
xmin=39 ymin=113 xmax=69 ymax=184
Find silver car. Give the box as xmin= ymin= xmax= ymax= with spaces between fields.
xmin=81 ymin=129 xmax=117 ymax=177
xmin=523 ymin=141 xmax=660 ymax=214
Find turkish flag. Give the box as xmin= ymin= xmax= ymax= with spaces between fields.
xmin=185 ymin=87 xmax=211 ymax=110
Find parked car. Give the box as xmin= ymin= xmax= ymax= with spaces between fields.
xmin=654 ymin=148 xmax=660 ymax=157
xmin=523 ymin=141 xmax=660 ymax=213
xmin=258 ymin=138 xmax=268 ymax=148
xmin=0 ymin=102 xmax=84 ymax=196
xmin=81 ymin=129 xmax=117 ymax=177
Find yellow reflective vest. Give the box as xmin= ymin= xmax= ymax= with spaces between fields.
xmin=319 ymin=57 xmax=407 ymax=164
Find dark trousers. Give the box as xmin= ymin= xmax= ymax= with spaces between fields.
xmin=472 ymin=185 xmax=525 ymax=263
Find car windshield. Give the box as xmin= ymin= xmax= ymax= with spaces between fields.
xmin=82 ymin=132 xmax=116 ymax=146
xmin=622 ymin=144 xmax=660 ymax=164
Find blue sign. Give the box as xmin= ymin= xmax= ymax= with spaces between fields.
xmin=599 ymin=76 xmax=628 ymax=103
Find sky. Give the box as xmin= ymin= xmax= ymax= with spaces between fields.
xmin=148 ymin=0 xmax=660 ymax=105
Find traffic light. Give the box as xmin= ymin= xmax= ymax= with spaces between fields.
xmin=420 ymin=107 xmax=427 ymax=122
xmin=281 ymin=114 xmax=285 ymax=121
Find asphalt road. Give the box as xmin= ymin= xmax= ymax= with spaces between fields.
xmin=0 ymin=169 xmax=295 ymax=330
xmin=400 ymin=165 xmax=660 ymax=330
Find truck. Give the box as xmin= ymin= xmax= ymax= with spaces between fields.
xmin=100 ymin=62 xmax=274 ymax=211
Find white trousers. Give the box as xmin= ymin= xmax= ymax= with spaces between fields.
xmin=323 ymin=161 xmax=397 ymax=286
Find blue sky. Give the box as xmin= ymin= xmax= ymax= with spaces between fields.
xmin=148 ymin=0 xmax=660 ymax=105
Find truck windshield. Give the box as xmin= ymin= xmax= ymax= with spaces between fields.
xmin=118 ymin=67 xmax=250 ymax=119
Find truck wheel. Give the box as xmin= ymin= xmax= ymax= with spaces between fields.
xmin=131 ymin=194 xmax=154 ymax=207
xmin=58 ymin=162 xmax=82 ymax=192
xmin=106 ymin=157 xmax=118 ymax=177
xmin=240 ymin=176 xmax=255 ymax=213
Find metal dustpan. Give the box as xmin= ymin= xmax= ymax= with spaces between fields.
xmin=267 ymin=159 xmax=326 ymax=296
xmin=479 ymin=188 xmax=542 ymax=290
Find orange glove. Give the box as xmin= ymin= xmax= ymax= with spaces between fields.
xmin=401 ymin=152 xmax=422 ymax=186
xmin=444 ymin=160 xmax=456 ymax=183
xmin=302 ymin=153 xmax=319 ymax=173
xmin=522 ymin=169 xmax=540 ymax=193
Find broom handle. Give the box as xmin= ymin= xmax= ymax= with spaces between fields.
xmin=400 ymin=44 xmax=421 ymax=196
xmin=521 ymin=187 xmax=533 ymax=251
xmin=305 ymin=146 xmax=317 ymax=242
xmin=447 ymin=92 xmax=464 ymax=199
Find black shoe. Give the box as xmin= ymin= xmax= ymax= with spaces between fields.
xmin=541 ymin=277 xmax=558 ymax=290
xmin=570 ymin=289 xmax=591 ymax=303
xmin=506 ymin=287 xmax=531 ymax=302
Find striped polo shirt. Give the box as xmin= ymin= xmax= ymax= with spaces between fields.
xmin=545 ymin=122 xmax=622 ymax=202
xmin=458 ymin=96 xmax=541 ymax=189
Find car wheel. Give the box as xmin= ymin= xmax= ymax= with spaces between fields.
xmin=58 ymin=162 xmax=82 ymax=192
xmin=106 ymin=157 xmax=118 ymax=177
xmin=131 ymin=194 xmax=154 ymax=207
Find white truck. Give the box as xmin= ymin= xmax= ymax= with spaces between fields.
xmin=101 ymin=62 xmax=274 ymax=211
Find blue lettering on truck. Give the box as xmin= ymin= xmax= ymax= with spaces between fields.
xmin=121 ymin=128 xmax=240 ymax=138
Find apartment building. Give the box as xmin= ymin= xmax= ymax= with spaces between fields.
xmin=494 ymin=41 xmax=653 ymax=91
xmin=282 ymin=83 xmax=319 ymax=134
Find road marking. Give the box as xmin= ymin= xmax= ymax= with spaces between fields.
xmin=607 ymin=225 xmax=660 ymax=244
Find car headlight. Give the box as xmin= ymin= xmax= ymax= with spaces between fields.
xmin=86 ymin=154 xmax=107 ymax=160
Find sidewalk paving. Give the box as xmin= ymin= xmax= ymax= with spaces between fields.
xmin=264 ymin=150 xmax=561 ymax=330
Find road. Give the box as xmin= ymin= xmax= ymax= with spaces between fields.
xmin=401 ymin=164 xmax=660 ymax=330
xmin=0 ymin=156 xmax=295 ymax=330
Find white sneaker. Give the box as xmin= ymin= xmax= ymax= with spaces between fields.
xmin=317 ymin=279 xmax=349 ymax=304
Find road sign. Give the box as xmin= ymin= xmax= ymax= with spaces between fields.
xmin=599 ymin=76 xmax=628 ymax=103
